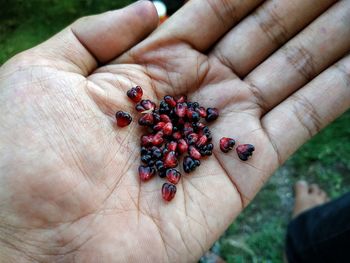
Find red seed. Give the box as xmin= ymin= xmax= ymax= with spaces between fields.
xmin=175 ymin=102 xmax=187 ymax=117
xmin=183 ymin=122 xmax=194 ymax=136
xmin=167 ymin=141 xmax=177 ymax=152
xmin=164 ymin=151 xmax=178 ymax=168
xmin=141 ymin=135 xmax=153 ymax=147
xmin=116 ymin=111 xmax=132 ymax=127
xmin=187 ymin=133 xmax=199 ymax=145
xmin=220 ymin=137 xmax=236 ymax=153
xmin=160 ymin=114 xmax=171 ymax=123
xmin=139 ymin=165 xmax=155 ymax=181
xmin=177 ymin=95 xmax=187 ymax=103
xmin=152 ymin=131 xmax=164 ymax=146
xmin=164 ymin=95 xmax=177 ymax=107
xmin=166 ymin=169 xmax=181 ymax=184
xmin=138 ymin=113 xmax=154 ymax=126
xmin=163 ymin=122 xmax=173 ymax=136
xmin=189 ymin=146 xmax=201 ymax=160
xmin=196 ymin=107 xmax=207 ymax=118
xmin=135 ymin=99 xmax=155 ymax=113
xmin=127 ymin=86 xmax=143 ymax=103
xmin=236 ymin=144 xmax=255 ymax=161
xmin=154 ymin=122 xmax=166 ymax=131
xmin=162 ymin=183 xmax=177 ymax=201
xmin=173 ymin=131 xmax=182 ymax=140
xmin=196 ymin=135 xmax=208 ymax=147
xmin=205 ymin=108 xmax=219 ymax=122
xmin=177 ymin=139 xmax=188 ymax=154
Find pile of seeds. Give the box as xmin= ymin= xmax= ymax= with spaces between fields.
xmin=116 ymin=86 xmax=254 ymax=202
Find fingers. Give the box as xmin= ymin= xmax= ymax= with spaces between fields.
xmin=212 ymin=0 xmax=336 ymax=76
xmin=244 ymin=1 xmax=350 ymax=114
xmin=262 ymin=54 xmax=350 ymax=164
xmin=29 ymin=1 xmax=158 ymax=75
xmin=152 ymin=0 xmax=263 ymax=52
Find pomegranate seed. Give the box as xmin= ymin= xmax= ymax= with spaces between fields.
xmin=127 ymin=86 xmax=143 ymax=103
xmin=193 ymin=122 xmax=206 ymax=131
xmin=189 ymin=146 xmax=201 ymax=160
xmin=219 ymin=137 xmax=236 ymax=153
xmin=160 ymin=114 xmax=171 ymax=123
xmin=236 ymin=144 xmax=255 ymax=161
xmin=183 ymin=156 xmax=200 ymax=173
xmin=153 ymin=112 xmax=161 ymax=123
xmin=167 ymin=141 xmax=177 ymax=152
xmin=155 ymin=160 xmax=166 ymax=178
xmin=205 ymin=108 xmax=219 ymax=122
xmin=164 ymin=95 xmax=177 ymax=107
xmin=139 ymin=165 xmax=155 ymax=181
xmin=162 ymin=183 xmax=177 ymax=201
xmin=116 ymin=111 xmax=132 ymax=127
xmin=173 ymin=131 xmax=182 ymax=140
xmin=196 ymin=107 xmax=207 ymax=118
xmin=196 ymin=135 xmax=208 ymax=148
xmin=177 ymin=95 xmax=187 ymax=103
xmin=164 ymin=151 xmax=178 ymax=168
xmin=154 ymin=122 xmax=166 ymax=131
xmin=183 ymin=122 xmax=194 ymax=136
xmin=186 ymin=108 xmax=200 ymax=122
xmin=138 ymin=113 xmax=154 ymax=126
xmin=159 ymin=101 xmax=171 ymax=114
xmin=152 ymin=147 xmax=163 ymax=160
xmin=175 ymin=102 xmax=187 ymax=117
xmin=177 ymin=139 xmax=188 ymax=154
xmin=135 ymin=99 xmax=155 ymax=113
xmin=141 ymin=135 xmax=153 ymax=147
xmin=187 ymin=133 xmax=199 ymax=145
xmin=152 ymin=131 xmax=164 ymax=146
xmin=163 ymin=122 xmax=173 ymax=136
xmin=166 ymin=168 xmax=181 ymax=184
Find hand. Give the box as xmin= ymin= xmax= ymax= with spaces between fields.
xmin=0 ymin=0 xmax=349 ymax=262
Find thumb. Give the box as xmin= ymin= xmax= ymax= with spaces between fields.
xmin=27 ymin=1 xmax=159 ymax=75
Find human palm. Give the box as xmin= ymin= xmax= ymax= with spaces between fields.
xmin=0 ymin=1 xmax=349 ymax=262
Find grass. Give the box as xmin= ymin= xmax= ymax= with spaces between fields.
xmin=1 ymin=1 xmax=349 ymax=262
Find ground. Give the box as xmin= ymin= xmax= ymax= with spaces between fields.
xmin=1 ymin=1 xmax=349 ymax=262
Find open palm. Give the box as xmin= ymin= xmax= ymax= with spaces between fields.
xmin=0 ymin=1 xmax=349 ymax=262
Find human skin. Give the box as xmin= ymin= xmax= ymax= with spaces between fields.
xmin=0 ymin=0 xmax=349 ymax=262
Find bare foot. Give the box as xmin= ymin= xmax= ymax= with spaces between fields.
xmin=292 ymin=181 xmax=329 ymax=218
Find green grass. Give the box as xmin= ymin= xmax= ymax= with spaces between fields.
xmin=1 ymin=2 xmax=349 ymax=262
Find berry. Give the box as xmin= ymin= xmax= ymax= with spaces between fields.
xmin=220 ymin=137 xmax=236 ymax=153
xmin=164 ymin=95 xmax=177 ymax=107
xmin=183 ymin=156 xmax=200 ymax=173
xmin=127 ymin=86 xmax=143 ymax=103
xmin=152 ymin=147 xmax=163 ymax=160
xmin=189 ymin=146 xmax=201 ymax=160
xmin=135 ymin=99 xmax=155 ymax=113
xmin=205 ymin=108 xmax=219 ymax=122
xmin=163 ymin=122 xmax=173 ymax=136
xmin=138 ymin=113 xmax=154 ymax=126
xmin=177 ymin=139 xmax=188 ymax=154
xmin=139 ymin=165 xmax=155 ymax=181
xmin=160 ymin=114 xmax=171 ymax=123
xmin=236 ymin=144 xmax=255 ymax=161
xmin=175 ymin=102 xmax=187 ymax=117
xmin=116 ymin=111 xmax=132 ymax=127
xmin=164 ymin=151 xmax=178 ymax=168
xmin=152 ymin=131 xmax=164 ymax=146
xmin=167 ymin=141 xmax=177 ymax=152
xmin=166 ymin=169 xmax=181 ymax=184
xmin=162 ymin=183 xmax=177 ymax=201
xmin=154 ymin=122 xmax=166 ymax=131
xmin=196 ymin=135 xmax=208 ymax=148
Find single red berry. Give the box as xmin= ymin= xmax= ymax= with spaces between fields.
xmin=135 ymin=99 xmax=155 ymax=113
xmin=220 ymin=137 xmax=236 ymax=153
xmin=205 ymin=108 xmax=219 ymax=122
xmin=196 ymin=135 xmax=208 ymax=148
xmin=187 ymin=133 xmax=199 ymax=145
xmin=175 ymin=102 xmax=187 ymax=117
xmin=138 ymin=113 xmax=154 ymax=126
xmin=177 ymin=139 xmax=188 ymax=154
xmin=166 ymin=168 xmax=181 ymax=184
xmin=152 ymin=131 xmax=164 ymax=146
xmin=154 ymin=122 xmax=166 ymax=131
xmin=177 ymin=95 xmax=187 ymax=103
xmin=162 ymin=183 xmax=177 ymax=201
xmin=141 ymin=135 xmax=153 ymax=147
xmin=160 ymin=114 xmax=171 ymax=123
xmin=173 ymin=131 xmax=182 ymax=140
xmin=189 ymin=146 xmax=201 ymax=160
xmin=236 ymin=144 xmax=255 ymax=161
xmin=164 ymin=151 xmax=178 ymax=168
xmin=164 ymin=95 xmax=177 ymax=107
xmin=139 ymin=165 xmax=155 ymax=181
xmin=167 ymin=141 xmax=177 ymax=152
xmin=163 ymin=122 xmax=173 ymax=136
xmin=127 ymin=86 xmax=143 ymax=103
xmin=116 ymin=111 xmax=132 ymax=127
xmin=196 ymin=107 xmax=207 ymax=118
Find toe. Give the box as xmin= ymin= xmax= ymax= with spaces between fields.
xmin=294 ymin=180 xmax=308 ymax=198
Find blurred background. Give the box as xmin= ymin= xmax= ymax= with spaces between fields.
xmin=1 ymin=1 xmax=349 ymax=262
